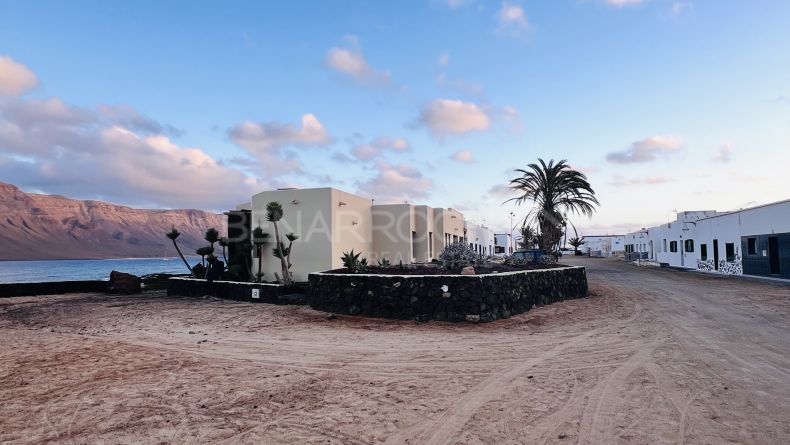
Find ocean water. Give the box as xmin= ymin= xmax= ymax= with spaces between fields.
xmin=0 ymin=256 xmax=201 ymax=283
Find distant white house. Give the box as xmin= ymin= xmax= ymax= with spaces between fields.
xmin=465 ymin=221 xmax=495 ymax=257
xmin=494 ymin=233 xmax=512 ymax=257
xmin=581 ymin=235 xmax=625 ymax=257
xmin=623 ymin=199 xmax=790 ymax=279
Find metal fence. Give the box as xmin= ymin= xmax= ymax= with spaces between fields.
xmin=625 ymin=252 xmax=649 ymax=261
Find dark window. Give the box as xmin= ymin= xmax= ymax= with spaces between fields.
xmin=700 ymin=244 xmax=707 ymax=261
xmin=669 ymin=241 xmax=678 ymax=253
xmin=747 ymin=238 xmax=757 ymax=255
xmin=726 ymin=242 xmax=736 ymax=262
xmin=684 ymin=240 xmax=694 ymax=252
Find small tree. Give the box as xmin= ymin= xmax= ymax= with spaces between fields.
xmin=219 ymin=237 xmax=229 ymax=265
xmin=196 ymin=246 xmax=214 ymax=269
xmin=166 ymin=228 xmax=193 ymax=277
xmin=568 ymin=237 xmax=584 ymax=254
xmin=266 ymin=201 xmax=293 ymax=285
xmin=285 ymin=233 xmax=299 ymax=275
xmin=517 ymin=225 xmax=538 ymax=250
xmin=205 ymin=228 xmax=220 ymax=250
xmin=252 ymin=227 xmax=269 ymax=283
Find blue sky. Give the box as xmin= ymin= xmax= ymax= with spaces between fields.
xmin=1 ymin=0 xmax=789 ymax=235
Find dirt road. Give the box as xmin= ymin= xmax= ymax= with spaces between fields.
xmin=1 ymin=258 xmax=789 ymax=444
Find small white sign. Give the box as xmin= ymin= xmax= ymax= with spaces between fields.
xmin=251 ymin=289 xmax=260 ymax=299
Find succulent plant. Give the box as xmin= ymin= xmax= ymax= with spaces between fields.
xmin=438 ymin=242 xmax=483 ymax=271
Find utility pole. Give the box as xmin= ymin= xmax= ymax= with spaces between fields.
xmin=509 ymin=211 xmax=516 ymax=253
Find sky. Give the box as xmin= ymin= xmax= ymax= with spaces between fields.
xmin=1 ymin=0 xmax=789 ymax=236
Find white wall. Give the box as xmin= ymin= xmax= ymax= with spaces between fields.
xmin=465 ymin=221 xmax=495 ymax=256
xmin=251 ymin=188 xmax=336 ymax=282
xmin=624 ymin=201 xmax=790 ymax=275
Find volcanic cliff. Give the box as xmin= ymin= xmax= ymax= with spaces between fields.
xmin=0 ymin=182 xmax=226 ymax=260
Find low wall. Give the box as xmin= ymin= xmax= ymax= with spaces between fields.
xmin=308 ymin=266 xmax=588 ymax=323
xmin=167 ymin=278 xmax=308 ymax=305
xmin=0 ymin=280 xmax=107 ymax=298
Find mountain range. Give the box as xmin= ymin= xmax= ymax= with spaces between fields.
xmin=0 ymin=182 xmax=226 ymax=260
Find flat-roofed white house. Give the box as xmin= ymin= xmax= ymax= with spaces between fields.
xmin=623 ymin=200 xmax=790 ymax=279
xmin=494 ymin=233 xmax=512 ymax=256
xmin=581 ymin=235 xmax=625 ymax=257
xmin=465 ymin=221 xmax=495 ymax=257
xmin=231 ymin=187 xmax=468 ymax=281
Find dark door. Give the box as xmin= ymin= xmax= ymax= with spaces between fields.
xmin=713 ymin=239 xmax=719 ymax=270
xmin=769 ymin=236 xmax=780 ymax=275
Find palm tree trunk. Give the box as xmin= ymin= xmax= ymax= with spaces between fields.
xmin=273 ymin=222 xmax=290 ymax=285
xmin=172 ymin=240 xmax=194 ymax=277
xmin=286 ymin=240 xmax=294 ymax=280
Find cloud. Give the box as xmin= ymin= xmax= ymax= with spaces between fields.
xmin=604 ymin=0 xmax=645 ymax=7
xmin=418 ymin=99 xmax=490 ymax=137
xmin=227 ymin=114 xmax=331 ymax=175
xmin=772 ymin=95 xmax=790 ymax=105
xmin=449 ymin=149 xmax=475 ymax=163
xmin=351 ymin=137 xmax=410 ymax=161
xmin=0 ymin=96 xmax=259 ymax=209
xmin=0 ymin=55 xmax=38 ymax=96
xmin=326 ymin=47 xmax=390 ymax=86
xmin=711 ymin=144 xmax=733 ymax=163
xmin=488 ymin=184 xmax=514 ymax=198
xmin=438 ymin=53 xmax=451 ymax=67
xmin=606 ymin=136 xmax=683 ymax=164
xmin=355 ymin=162 xmax=433 ymax=203
xmin=610 ymin=175 xmax=674 ymax=187
xmin=669 ymin=1 xmax=692 ymax=17
xmin=437 ymin=0 xmax=471 ymax=8
xmin=97 ymin=104 xmax=183 ymax=137
xmin=435 ymin=73 xmax=485 ymax=98
xmin=497 ymin=2 xmax=529 ymax=35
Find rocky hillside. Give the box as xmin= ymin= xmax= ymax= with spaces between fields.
xmin=0 ymin=182 xmax=226 ymax=260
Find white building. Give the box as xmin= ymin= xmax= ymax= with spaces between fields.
xmin=581 ymin=235 xmax=625 ymax=257
xmin=230 ymin=187 xmax=467 ymax=281
xmin=465 ymin=221 xmax=495 ymax=257
xmin=624 ymin=200 xmax=790 ymax=279
xmin=494 ymin=233 xmax=512 ymax=256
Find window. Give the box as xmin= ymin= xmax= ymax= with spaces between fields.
xmin=429 ymin=232 xmax=433 ymax=257
xmin=725 ymin=243 xmax=736 ymax=262
xmin=700 ymin=244 xmax=707 ymax=261
xmin=747 ymin=238 xmax=757 ymax=255
xmin=684 ymin=239 xmax=694 ymax=253
xmin=663 ymin=239 xmax=667 ymax=252
xmin=669 ymin=241 xmax=678 ymax=253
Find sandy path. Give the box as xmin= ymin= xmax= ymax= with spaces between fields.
xmin=1 ymin=257 xmax=789 ymax=444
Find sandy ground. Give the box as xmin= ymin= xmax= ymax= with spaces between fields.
xmin=2 ymin=258 xmax=790 ymax=444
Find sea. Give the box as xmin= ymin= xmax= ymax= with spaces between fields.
xmin=0 ymin=256 xmax=201 ymax=283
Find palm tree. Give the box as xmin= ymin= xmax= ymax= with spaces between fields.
xmin=166 ymin=228 xmax=193 ymax=277
xmin=252 ymin=227 xmax=270 ymax=282
xmin=219 ymin=237 xmax=229 ymax=265
xmin=196 ymin=246 xmax=214 ymax=269
xmin=285 ymin=233 xmax=299 ymax=276
xmin=205 ymin=228 xmax=220 ymax=250
xmin=508 ymin=159 xmax=599 ymax=251
xmin=568 ymin=237 xmax=585 ymax=254
xmin=266 ymin=201 xmax=292 ymax=285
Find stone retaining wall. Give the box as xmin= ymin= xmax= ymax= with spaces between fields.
xmin=167 ymin=277 xmax=307 ymax=305
xmin=0 ymin=280 xmax=108 ymax=298
xmin=308 ymin=266 xmax=588 ymax=323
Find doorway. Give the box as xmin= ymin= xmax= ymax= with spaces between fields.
xmin=713 ymin=239 xmax=719 ymax=270
xmin=769 ymin=236 xmax=780 ymax=275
